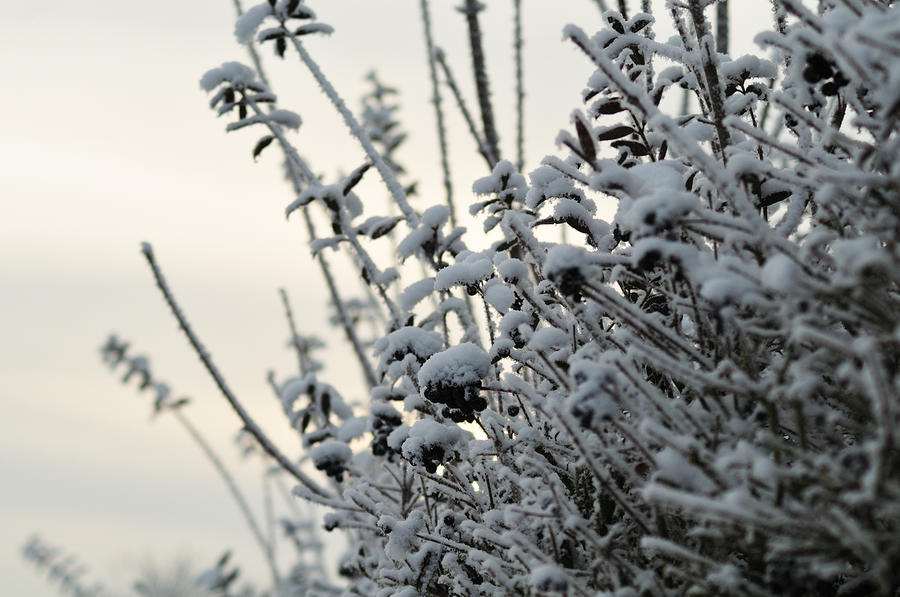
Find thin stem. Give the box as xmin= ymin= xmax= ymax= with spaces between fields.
xmin=435 ymin=48 xmax=494 ymax=167
xmin=286 ymin=33 xmax=419 ymax=227
xmin=279 ymin=288 xmax=307 ymax=377
xmin=231 ymin=0 xmax=272 ymax=91
xmin=173 ymin=410 xmax=282 ymax=589
xmin=513 ymin=0 xmax=525 ymax=170
xmin=461 ymin=0 xmax=501 ymax=165
xmin=716 ymin=0 xmax=729 ymax=55
xmin=687 ymin=0 xmax=731 ymax=163
xmin=140 ymin=242 xmax=331 ymax=499
xmin=419 ymin=0 xmax=458 ymax=227
xmin=249 ymin=98 xmax=379 ymax=387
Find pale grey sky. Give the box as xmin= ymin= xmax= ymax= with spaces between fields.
xmin=1 ymin=1 xmax=773 ymax=594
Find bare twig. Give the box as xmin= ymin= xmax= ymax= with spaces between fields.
xmin=140 ymin=242 xmax=331 ymax=499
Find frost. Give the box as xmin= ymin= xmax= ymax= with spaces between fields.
xmin=117 ymin=4 xmax=900 ymax=596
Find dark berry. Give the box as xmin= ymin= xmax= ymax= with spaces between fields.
xmin=637 ymin=249 xmax=662 ymax=272
xmin=821 ymin=81 xmax=839 ymax=96
xmin=507 ymin=405 xmax=520 ymax=417
xmin=833 ymin=70 xmax=849 ymax=88
xmin=804 ymin=53 xmax=833 ymax=83
xmin=555 ymin=267 xmax=586 ymax=300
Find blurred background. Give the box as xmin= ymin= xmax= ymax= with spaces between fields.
xmin=0 ymin=1 xmax=770 ymax=594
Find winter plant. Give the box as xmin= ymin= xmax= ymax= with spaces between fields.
xmin=27 ymin=0 xmax=900 ymax=594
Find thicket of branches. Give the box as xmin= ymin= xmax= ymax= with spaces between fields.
xmin=28 ymin=0 xmax=900 ymax=595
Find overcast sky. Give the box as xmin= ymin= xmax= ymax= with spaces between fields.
xmin=1 ymin=1 xmax=773 ymax=594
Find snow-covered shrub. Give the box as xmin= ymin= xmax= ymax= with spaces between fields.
xmin=87 ymin=0 xmax=900 ymax=595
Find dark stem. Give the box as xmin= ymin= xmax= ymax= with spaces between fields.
xmin=419 ymin=0 xmax=458 ymax=227
xmin=716 ymin=0 xmax=729 ymax=54
xmin=513 ymin=0 xmax=525 ymax=170
xmin=462 ymin=0 xmax=502 ymax=165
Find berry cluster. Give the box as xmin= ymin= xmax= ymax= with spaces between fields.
xmin=802 ymin=53 xmax=849 ymax=96
xmin=310 ymin=441 xmax=352 ymax=483
xmin=417 ymin=443 xmax=450 ymax=474
xmin=370 ymin=407 xmax=402 ymax=459
xmin=552 ymin=266 xmax=587 ymax=301
xmin=424 ymin=380 xmax=487 ymax=423
xmin=315 ymin=458 xmax=347 ymax=483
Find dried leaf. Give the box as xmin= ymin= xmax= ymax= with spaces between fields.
xmin=252 ymin=135 xmax=275 ymax=161
xmin=574 ymin=115 xmax=597 ymax=163
xmin=342 ymin=162 xmax=371 ymax=196
xmin=596 ymin=125 xmax=635 ymax=141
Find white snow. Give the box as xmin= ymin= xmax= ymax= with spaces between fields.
xmin=309 ymin=440 xmax=352 ymax=467
xmin=528 ymin=327 xmax=569 ymax=351
xmin=200 ymin=62 xmax=257 ymax=91
xmin=268 ymin=109 xmax=302 ymax=130
xmin=417 ymin=343 xmax=490 ymax=390
xmin=483 ymin=280 xmax=515 ymax=312
xmin=234 ymin=3 xmax=272 ymax=44
xmin=434 ymin=254 xmax=493 ymax=291
xmin=399 ymin=278 xmax=435 ymax=311
xmin=530 ymin=564 xmax=568 ymax=593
